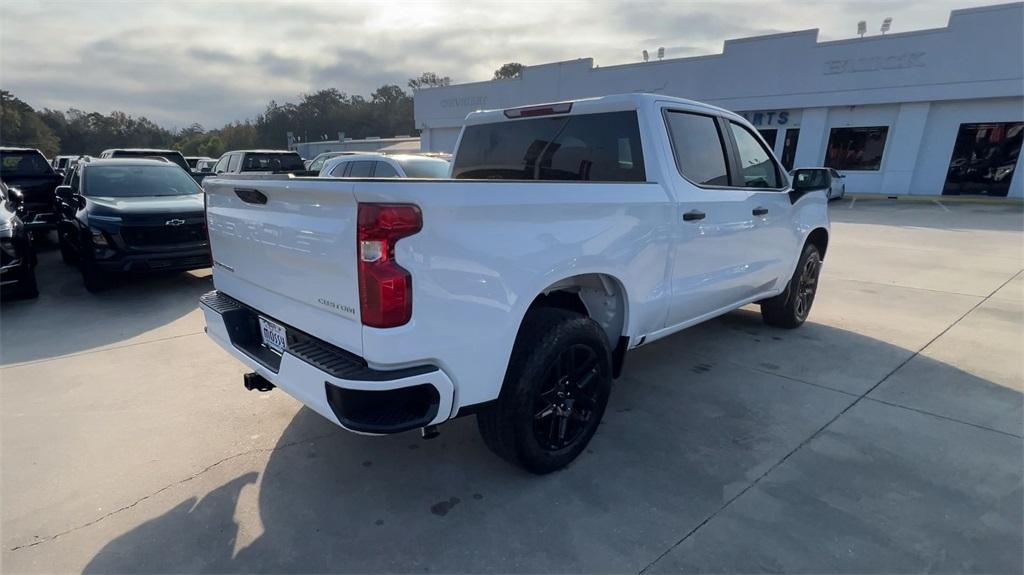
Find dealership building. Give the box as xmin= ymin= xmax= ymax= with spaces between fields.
xmin=414 ymin=2 xmax=1023 ymax=198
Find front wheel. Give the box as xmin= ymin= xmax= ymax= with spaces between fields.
xmin=477 ymin=308 xmax=612 ymax=474
xmin=761 ymin=243 xmax=822 ymax=328
xmin=80 ymin=259 xmax=109 ymax=293
xmin=59 ymin=230 xmax=78 ymax=265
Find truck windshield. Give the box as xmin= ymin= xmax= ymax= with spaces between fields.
xmin=452 ymin=110 xmax=646 ymax=182
xmin=1 ymin=151 xmax=54 ymax=177
xmin=396 ymin=157 xmax=450 ymax=178
xmin=109 ymin=150 xmax=191 ymax=172
xmin=241 ymin=153 xmax=305 ymax=172
xmin=84 ymin=165 xmax=201 ymax=197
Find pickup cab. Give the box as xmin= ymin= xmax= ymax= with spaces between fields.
xmin=200 ymin=94 xmax=830 ymax=473
xmin=0 ymin=147 xmax=63 ymax=229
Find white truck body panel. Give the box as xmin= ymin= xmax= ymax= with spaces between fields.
xmin=206 ymin=179 xmax=363 ymax=355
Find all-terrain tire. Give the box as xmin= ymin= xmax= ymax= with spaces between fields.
xmin=477 ymin=308 xmax=613 ymax=474
xmin=80 ymin=259 xmax=108 ymax=293
xmin=59 ymin=231 xmax=78 ymax=265
xmin=761 ymin=242 xmax=822 ymax=329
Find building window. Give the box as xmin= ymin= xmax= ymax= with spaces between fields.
xmin=825 ymin=126 xmax=889 ymax=171
xmin=758 ymin=129 xmax=778 ymax=150
xmin=780 ymin=129 xmax=800 ymax=171
xmin=944 ymin=122 xmax=1022 ymax=197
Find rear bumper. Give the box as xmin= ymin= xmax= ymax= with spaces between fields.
xmin=199 ymin=290 xmax=454 ymax=434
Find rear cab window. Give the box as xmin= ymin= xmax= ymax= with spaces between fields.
xmin=452 ymin=110 xmax=646 ymax=182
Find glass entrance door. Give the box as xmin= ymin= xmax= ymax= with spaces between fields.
xmin=943 ymin=122 xmax=1022 ymax=197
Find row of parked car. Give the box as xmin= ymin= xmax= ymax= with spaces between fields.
xmin=0 ymin=145 xmax=452 ymax=299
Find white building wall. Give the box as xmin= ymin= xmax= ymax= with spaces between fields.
xmin=881 ymin=103 xmax=931 ymax=196
xmin=413 ymin=3 xmax=1024 ymax=198
xmin=820 ymin=104 xmax=901 ymax=195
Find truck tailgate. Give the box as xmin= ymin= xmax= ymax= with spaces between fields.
xmin=204 ymin=176 xmax=363 ymax=356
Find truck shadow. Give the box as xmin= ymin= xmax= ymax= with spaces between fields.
xmin=81 ymin=310 xmax=1023 ymax=573
xmin=0 ymin=234 xmax=211 ymax=365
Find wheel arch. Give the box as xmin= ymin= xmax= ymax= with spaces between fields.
xmin=522 ymin=273 xmax=631 ymax=377
xmin=806 ymin=227 xmax=829 ymax=260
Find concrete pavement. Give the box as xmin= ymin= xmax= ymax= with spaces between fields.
xmin=2 ymin=200 xmax=1021 ymax=573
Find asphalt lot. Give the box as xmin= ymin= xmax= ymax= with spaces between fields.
xmin=2 ymin=199 xmax=1022 ymax=573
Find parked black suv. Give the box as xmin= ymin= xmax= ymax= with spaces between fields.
xmin=56 ymin=159 xmax=211 ymax=292
xmin=0 ymin=181 xmax=39 ymax=300
xmin=0 ymin=147 xmax=62 ymax=230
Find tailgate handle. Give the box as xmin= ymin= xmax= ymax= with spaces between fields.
xmin=234 ymin=188 xmax=268 ymax=205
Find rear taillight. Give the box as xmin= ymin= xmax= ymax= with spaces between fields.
xmin=357 ymin=203 xmax=422 ymax=328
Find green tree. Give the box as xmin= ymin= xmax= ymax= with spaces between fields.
xmin=198 ymin=135 xmax=225 ymax=158
xmin=493 ymin=62 xmax=524 ymax=80
xmin=1 ymin=90 xmax=60 ymax=156
xmin=407 ymin=72 xmax=451 ymax=91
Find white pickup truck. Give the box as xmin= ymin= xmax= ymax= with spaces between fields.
xmin=200 ymin=93 xmax=830 ymax=473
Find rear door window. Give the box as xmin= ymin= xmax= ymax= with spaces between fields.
xmin=329 ymin=162 xmax=350 ymax=177
xmin=664 ymin=111 xmax=730 ymax=186
xmin=452 ymin=110 xmax=646 ymax=182
xmin=373 ymin=161 xmax=400 ymax=178
xmin=347 ymin=161 xmax=374 ymax=177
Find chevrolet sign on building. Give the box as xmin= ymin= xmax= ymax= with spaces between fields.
xmin=414 ymin=3 xmax=1023 ymax=198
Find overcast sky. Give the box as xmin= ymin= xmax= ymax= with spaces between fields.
xmin=1 ymin=0 xmax=1000 ymax=129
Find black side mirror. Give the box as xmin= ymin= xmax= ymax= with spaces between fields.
xmin=791 ymin=169 xmax=831 ymax=192
xmin=789 ymin=169 xmax=831 ymax=203
xmin=55 ymin=185 xmax=74 ymax=202
xmin=6 ymin=187 xmax=24 ymax=209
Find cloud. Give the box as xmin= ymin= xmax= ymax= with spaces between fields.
xmin=187 ymin=47 xmax=244 ymax=65
xmin=0 ymin=0 xmax=1001 ymax=128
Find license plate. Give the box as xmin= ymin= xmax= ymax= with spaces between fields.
xmin=259 ymin=317 xmax=287 ymax=354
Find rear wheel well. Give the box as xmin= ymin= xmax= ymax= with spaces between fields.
xmin=807 ymin=227 xmax=829 ymax=259
xmin=526 ymin=274 xmax=629 ymax=377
